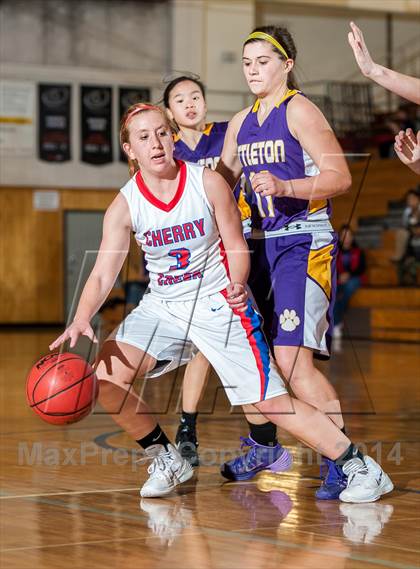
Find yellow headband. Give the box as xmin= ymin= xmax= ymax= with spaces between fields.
xmin=245 ymin=31 xmax=289 ymax=60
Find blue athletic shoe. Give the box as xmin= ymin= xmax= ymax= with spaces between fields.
xmin=221 ymin=436 xmax=292 ymax=481
xmin=316 ymin=458 xmax=348 ymax=500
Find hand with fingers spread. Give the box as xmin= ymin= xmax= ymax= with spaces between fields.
xmin=394 ymin=129 xmax=420 ymax=175
xmin=347 ymin=22 xmax=420 ymax=105
xmin=226 ymin=282 xmax=249 ymax=313
xmin=347 ymin=21 xmax=376 ymax=78
xmin=49 ymin=319 xmax=98 ymax=351
xmin=252 ymin=171 xmax=290 ymax=198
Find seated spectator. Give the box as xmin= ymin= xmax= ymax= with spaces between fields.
xmin=397 ymin=222 xmax=420 ymax=286
xmin=391 ymin=187 xmax=420 ymax=262
xmin=334 ymin=225 xmax=367 ymax=338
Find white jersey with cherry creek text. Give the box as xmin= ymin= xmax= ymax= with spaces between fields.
xmin=120 ymin=161 xmax=230 ymax=301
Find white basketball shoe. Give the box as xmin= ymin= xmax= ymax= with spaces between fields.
xmin=339 ymin=456 xmax=394 ymax=503
xmin=140 ymin=443 xmax=194 ymax=498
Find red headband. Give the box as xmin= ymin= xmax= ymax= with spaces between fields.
xmin=120 ymin=104 xmax=164 ymax=150
xmin=123 ymin=104 xmax=161 ymax=129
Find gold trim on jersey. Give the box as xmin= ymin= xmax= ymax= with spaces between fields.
xmin=202 ymin=122 xmax=214 ymax=136
xmin=307 ymin=243 xmax=334 ymax=300
xmin=252 ymin=89 xmax=300 ymax=113
xmin=252 ymin=99 xmax=260 ymax=113
xmin=173 ymin=123 xmax=214 ymax=143
xmin=237 ymin=190 xmax=251 ymax=221
xmin=276 ymin=89 xmax=299 ymax=107
xmin=309 ymin=199 xmax=328 ymax=215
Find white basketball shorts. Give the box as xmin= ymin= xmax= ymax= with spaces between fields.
xmin=108 ymin=290 xmax=287 ymax=406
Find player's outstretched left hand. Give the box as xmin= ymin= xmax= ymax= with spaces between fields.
xmin=226 ymin=282 xmax=248 ymax=313
xmin=348 ymin=21 xmax=376 ymax=78
xmin=49 ymin=320 xmax=98 ymax=350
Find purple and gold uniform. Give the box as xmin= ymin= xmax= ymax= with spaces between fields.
xmin=174 ymin=122 xmax=251 ymax=227
xmin=237 ymin=90 xmax=337 ymax=356
xmin=173 ymin=122 xmax=227 ymax=170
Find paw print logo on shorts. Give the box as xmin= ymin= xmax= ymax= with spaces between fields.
xmin=280 ymin=309 xmax=300 ymax=332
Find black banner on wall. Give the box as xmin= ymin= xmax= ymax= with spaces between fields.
xmin=81 ymin=85 xmax=113 ymax=165
xmin=119 ymin=87 xmax=151 ymax=162
xmin=38 ymin=84 xmax=71 ymax=162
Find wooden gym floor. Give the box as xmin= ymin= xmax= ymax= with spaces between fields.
xmin=1 ymin=328 xmax=419 ymax=569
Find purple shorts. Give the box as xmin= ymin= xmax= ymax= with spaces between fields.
xmin=248 ymin=231 xmax=337 ymax=358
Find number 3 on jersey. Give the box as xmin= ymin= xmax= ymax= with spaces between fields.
xmin=168 ymin=248 xmax=191 ymax=270
xmin=250 ymin=171 xmax=275 ymax=218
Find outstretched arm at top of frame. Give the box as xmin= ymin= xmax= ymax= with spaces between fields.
xmin=348 ymin=22 xmax=420 ymax=105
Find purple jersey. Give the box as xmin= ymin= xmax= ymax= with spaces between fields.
xmin=173 ymin=122 xmax=228 ymax=169
xmin=174 ymin=121 xmax=251 ymax=223
xmin=237 ymin=90 xmax=331 ymax=231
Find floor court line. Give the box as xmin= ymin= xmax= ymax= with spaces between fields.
xmin=2 ymin=492 xmax=420 ymax=561
xmin=284 ymin=527 xmax=420 ymax=555
xmin=2 ymin=519 xmax=419 ymax=569
xmin=300 ymin=516 xmax=420 ymax=528
xmin=0 ymin=487 xmax=140 ymax=499
xmin=383 ymin=471 xmax=420 ymax=476
xmin=1 ymin=474 xmax=419 ymax=500
xmin=2 ymin=535 xmax=161 ymax=553
xmin=0 ymin=480 xmax=219 ymax=500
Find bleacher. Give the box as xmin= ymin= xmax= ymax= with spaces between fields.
xmin=350 ymin=287 xmax=420 ymax=342
xmin=333 ymin=158 xmax=419 ymax=343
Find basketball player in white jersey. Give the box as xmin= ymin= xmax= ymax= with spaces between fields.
xmin=50 ymin=103 xmax=392 ymax=503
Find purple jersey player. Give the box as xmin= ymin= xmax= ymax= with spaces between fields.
xmin=164 ymin=76 xmax=249 ymax=210
xmin=217 ymin=26 xmax=354 ymax=499
xmin=173 ymin=114 xmax=228 ymax=169
xmin=162 ymin=77 xmax=285 ymax=471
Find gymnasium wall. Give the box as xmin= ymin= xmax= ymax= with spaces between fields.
xmin=1 ymin=159 xmax=418 ymax=324
xmin=0 ymin=186 xmax=117 ymax=324
xmin=1 ymin=0 xmax=419 ymax=188
xmin=1 ymin=1 xmax=419 ymax=324
xmin=0 ymin=0 xmax=171 ymax=71
xmin=0 ymin=0 xmax=171 ymax=189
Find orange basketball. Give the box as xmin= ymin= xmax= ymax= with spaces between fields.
xmin=26 ymin=352 xmax=98 ymax=425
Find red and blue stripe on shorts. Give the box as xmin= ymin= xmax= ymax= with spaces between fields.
xmin=221 ymin=289 xmax=271 ymax=401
